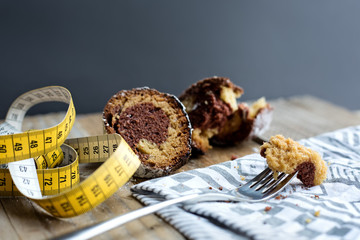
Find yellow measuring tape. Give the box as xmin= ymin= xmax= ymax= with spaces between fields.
xmin=0 ymin=86 xmax=140 ymax=218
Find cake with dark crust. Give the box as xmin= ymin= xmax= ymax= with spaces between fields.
xmin=179 ymin=77 xmax=243 ymax=153
xmin=103 ymin=88 xmax=192 ymax=178
xmin=179 ymin=76 xmax=272 ymax=154
xmin=212 ymin=97 xmax=273 ymax=145
xmin=260 ymin=135 xmax=327 ymax=187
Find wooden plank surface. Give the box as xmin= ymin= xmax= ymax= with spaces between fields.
xmin=1 ymin=95 xmax=360 ymax=240
xmin=262 ymin=95 xmax=360 ymax=140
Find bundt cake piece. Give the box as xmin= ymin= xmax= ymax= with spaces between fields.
xmin=179 ymin=76 xmax=272 ymax=154
xmin=179 ymin=77 xmax=243 ymax=153
xmin=260 ymin=135 xmax=327 ymax=187
xmin=103 ymin=88 xmax=192 ymax=178
xmin=212 ymin=97 xmax=273 ymax=145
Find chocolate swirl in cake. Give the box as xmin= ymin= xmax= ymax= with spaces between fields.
xmin=179 ymin=76 xmax=272 ymax=154
xmin=103 ymin=88 xmax=192 ymax=178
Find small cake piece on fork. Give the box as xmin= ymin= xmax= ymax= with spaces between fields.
xmin=260 ymin=135 xmax=327 ymax=187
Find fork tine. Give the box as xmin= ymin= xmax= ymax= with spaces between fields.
xmin=262 ymin=172 xmax=286 ymax=193
xmin=254 ymin=172 xmax=275 ymax=190
xmin=263 ymin=172 xmax=298 ymax=197
xmin=242 ymin=167 xmax=272 ymax=188
xmin=236 ymin=169 xmax=297 ymax=201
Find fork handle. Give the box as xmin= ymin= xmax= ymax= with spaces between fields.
xmin=53 ymin=193 xmax=203 ymax=240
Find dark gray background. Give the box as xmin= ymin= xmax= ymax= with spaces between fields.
xmin=1 ymin=1 xmax=359 ymax=117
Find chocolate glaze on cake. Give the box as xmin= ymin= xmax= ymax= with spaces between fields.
xmin=103 ymin=87 xmax=192 ymax=178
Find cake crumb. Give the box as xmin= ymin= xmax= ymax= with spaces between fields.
xmin=314 ymin=210 xmax=320 ymax=217
xmin=231 ymin=155 xmax=238 ymax=160
xmin=209 ymin=187 xmax=213 ymax=190
xmin=314 ymin=195 xmax=319 ymax=199
xmin=305 ymin=218 xmax=312 ymax=224
xmin=218 ymin=186 xmax=223 ymax=191
xmin=275 ymin=194 xmax=287 ymax=200
xmin=264 ymin=206 xmax=272 ymax=212
xmin=240 ymin=176 xmax=246 ymax=181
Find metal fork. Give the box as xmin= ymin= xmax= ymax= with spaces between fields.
xmin=54 ymin=167 xmax=297 ymax=240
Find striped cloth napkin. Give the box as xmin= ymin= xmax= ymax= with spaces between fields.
xmin=132 ymin=126 xmax=360 ymax=240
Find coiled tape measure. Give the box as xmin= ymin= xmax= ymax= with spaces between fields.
xmin=0 ymin=86 xmax=140 ymax=218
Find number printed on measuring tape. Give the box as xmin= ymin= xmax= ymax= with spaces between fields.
xmin=0 ymin=86 xmax=140 ymax=217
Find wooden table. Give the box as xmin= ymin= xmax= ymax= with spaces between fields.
xmin=1 ymin=95 xmax=360 ymax=240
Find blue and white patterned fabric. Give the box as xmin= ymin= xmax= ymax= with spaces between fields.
xmin=132 ymin=126 xmax=360 ymax=240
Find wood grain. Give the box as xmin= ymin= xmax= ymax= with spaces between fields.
xmin=1 ymin=95 xmax=360 ymax=240
xmin=262 ymin=95 xmax=360 ymax=140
